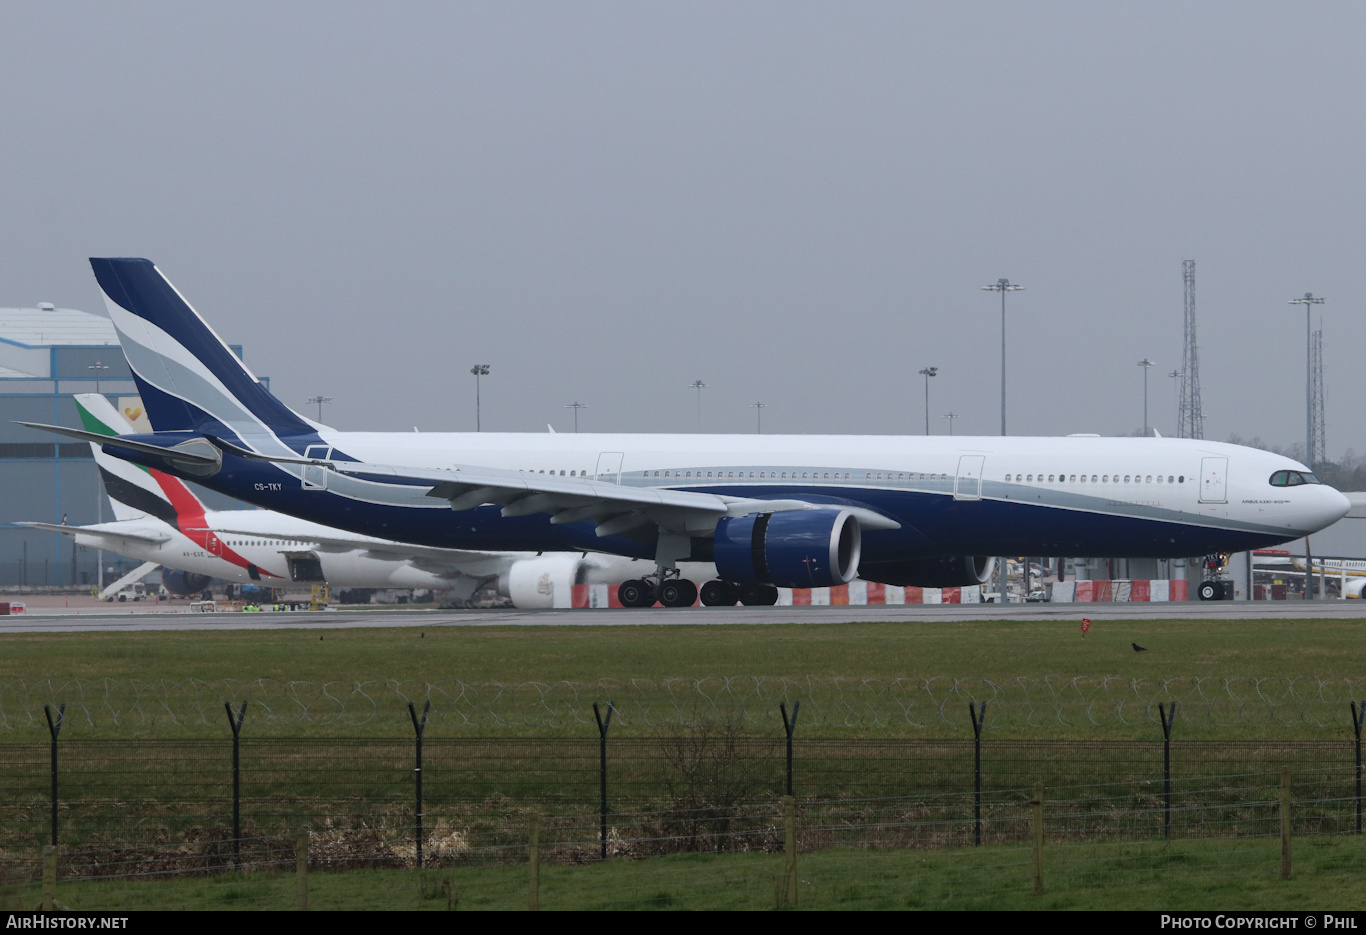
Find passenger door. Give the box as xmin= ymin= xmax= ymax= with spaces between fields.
xmin=595 ymin=452 xmax=625 ymax=485
xmin=302 ymin=445 xmax=333 ymax=490
xmin=955 ymin=455 xmax=985 ymax=501
xmin=1199 ymin=456 xmax=1228 ymax=503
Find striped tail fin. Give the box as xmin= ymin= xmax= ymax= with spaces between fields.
xmin=89 ymin=258 xmax=314 ymax=440
xmin=75 ymin=393 xmax=206 ymax=526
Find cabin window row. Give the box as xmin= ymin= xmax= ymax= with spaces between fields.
xmin=640 ymin=470 xmax=856 ymax=480
xmin=1002 ymin=473 xmax=1184 ymax=485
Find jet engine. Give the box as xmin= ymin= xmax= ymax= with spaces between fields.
xmin=1341 ymin=577 xmax=1366 ymax=599
xmin=713 ymin=510 xmax=861 ymax=589
xmin=858 ymin=555 xmax=995 ymax=588
xmin=161 ymin=568 xmax=212 ymax=596
xmin=500 ymin=555 xmax=591 ymax=609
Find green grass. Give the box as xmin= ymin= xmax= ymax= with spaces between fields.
xmin=1 ymin=617 xmax=1364 ymax=740
xmin=0 ymin=615 xmax=1363 ymax=683
xmin=3 ymin=616 xmax=1362 ymax=909
xmin=13 ymin=835 xmax=1366 ymax=910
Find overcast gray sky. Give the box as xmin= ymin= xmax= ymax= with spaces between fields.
xmin=2 ymin=2 xmax=1363 ymax=454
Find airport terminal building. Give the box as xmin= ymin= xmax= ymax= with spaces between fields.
xmin=0 ymin=303 xmax=249 ymax=587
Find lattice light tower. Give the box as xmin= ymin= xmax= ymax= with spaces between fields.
xmin=1311 ymin=325 xmax=1326 ymax=468
xmin=1177 ymin=260 xmax=1205 ymax=440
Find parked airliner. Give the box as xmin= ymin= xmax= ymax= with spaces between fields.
xmin=23 ymin=258 xmax=1350 ymax=607
xmin=24 ymin=395 xmax=679 ymax=607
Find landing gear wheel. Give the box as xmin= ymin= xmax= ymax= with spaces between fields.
xmin=618 ymin=579 xmax=657 ymax=608
xmin=700 ymin=580 xmax=738 ymax=606
xmin=1197 ymin=581 xmax=1219 ymax=601
xmin=659 ymin=578 xmax=698 ymax=608
xmin=739 ymin=584 xmax=780 ymax=606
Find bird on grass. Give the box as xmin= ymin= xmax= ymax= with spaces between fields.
xmin=1132 ymin=642 xmax=1147 ymax=652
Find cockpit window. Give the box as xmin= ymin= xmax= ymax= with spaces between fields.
xmin=1269 ymin=470 xmax=1321 ymax=487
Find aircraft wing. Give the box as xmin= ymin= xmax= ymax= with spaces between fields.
xmin=16 ymin=521 xmax=171 ymax=546
xmin=207 ymin=436 xmax=900 ymax=537
xmin=344 ymin=462 xmax=902 ymax=536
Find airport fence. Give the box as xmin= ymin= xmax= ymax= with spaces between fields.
xmin=2 ymin=694 xmax=1364 ymax=907
xmin=1 ymin=746 xmax=1363 ymax=910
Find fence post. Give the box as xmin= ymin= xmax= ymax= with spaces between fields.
xmin=408 ymin=700 xmax=430 ymax=869
xmin=780 ymin=701 xmax=801 ymax=797
xmin=783 ymin=794 xmax=798 ymax=906
xmin=1280 ymin=768 xmax=1291 ymax=880
xmin=41 ymin=845 xmax=56 ymax=911
xmin=1032 ymin=781 xmax=1044 ymax=894
xmin=295 ymin=832 xmax=308 ymax=910
xmin=1159 ymin=701 xmax=1176 ymax=840
xmin=593 ymin=702 xmax=614 ymax=860
xmin=528 ymin=816 xmax=540 ymax=911
xmin=969 ymin=701 xmax=986 ymax=846
xmin=43 ymin=704 xmax=64 ymax=848
xmin=1352 ymin=701 xmax=1363 ymax=835
xmin=224 ymin=700 xmax=248 ymax=867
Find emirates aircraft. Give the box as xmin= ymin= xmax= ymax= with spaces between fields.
xmin=24 ymin=258 xmax=1351 ymax=608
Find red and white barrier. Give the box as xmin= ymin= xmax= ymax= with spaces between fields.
xmin=779 ymin=584 xmax=980 ymax=605
xmin=557 ymin=578 xmax=1196 ymax=607
xmin=1049 ymin=579 xmax=1189 ymax=602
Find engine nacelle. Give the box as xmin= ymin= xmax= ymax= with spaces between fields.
xmin=161 ymin=568 xmax=212 ymax=596
xmin=500 ymin=555 xmax=590 ymax=609
xmin=714 ymin=510 xmax=861 ymax=589
xmin=859 ymin=555 xmax=996 ymax=588
xmin=1342 ymin=577 xmax=1366 ymax=599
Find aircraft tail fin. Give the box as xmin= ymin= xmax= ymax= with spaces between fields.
xmin=74 ymin=393 xmax=205 ymax=527
xmin=89 ymin=258 xmax=314 ymax=439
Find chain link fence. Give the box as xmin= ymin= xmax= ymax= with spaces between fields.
xmin=3 ymin=767 xmax=1363 ymax=910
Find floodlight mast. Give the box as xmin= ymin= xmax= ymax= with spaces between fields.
xmin=1137 ymin=359 xmax=1155 ymax=436
xmin=565 ymin=401 xmax=587 ymax=433
xmin=306 ymin=395 xmax=333 ymax=423
xmin=470 ymin=364 xmax=490 ymax=432
xmin=89 ymin=360 xmax=111 ymax=593
xmin=689 ymin=380 xmax=707 ymax=430
xmin=982 ymin=279 xmax=1024 ymax=436
xmin=982 ymin=279 xmax=1022 ymax=605
xmin=87 ymin=361 xmax=109 ymax=395
xmin=917 ymin=367 xmax=938 ymax=435
xmin=1168 ymin=371 xmax=1183 ymax=436
xmin=1288 ymin=294 xmax=1325 ymax=467
xmin=751 ymin=401 xmax=766 ymax=434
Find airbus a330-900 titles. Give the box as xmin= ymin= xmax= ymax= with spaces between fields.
xmin=22 ymin=258 xmax=1351 ymax=608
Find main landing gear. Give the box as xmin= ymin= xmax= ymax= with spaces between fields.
xmin=701 ymin=580 xmax=779 ymax=606
xmin=617 ymin=577 xmax=779 ymax=608
xmin=618 ymin=572 xmax=696 ymax=608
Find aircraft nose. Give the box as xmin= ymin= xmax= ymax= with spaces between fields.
xmin=1318 ymin=486 xmax=1352 ymax=529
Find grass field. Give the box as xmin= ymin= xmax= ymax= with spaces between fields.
xmin=2 ymin=614 xmax=1364 ymax=683
xmin=1 ymin=615 xmax=1364 ymax=739
xmin=11 ymin=835 xmax=1366 ymax=911
xmin=2 ymin=615 xmax=1364 ymax=910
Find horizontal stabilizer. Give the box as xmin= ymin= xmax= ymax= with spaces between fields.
xmin=17 ymin=423 xmax=221 ymax=464
xmin=15 ymin=521 xmax=171 ymax=546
